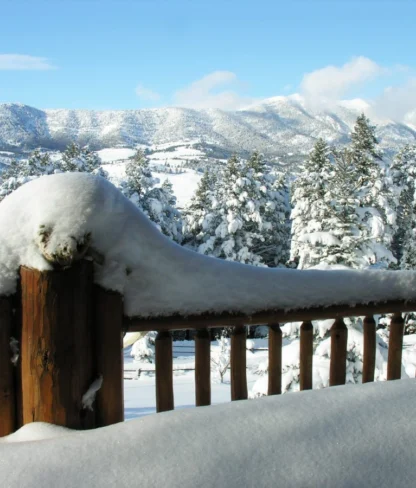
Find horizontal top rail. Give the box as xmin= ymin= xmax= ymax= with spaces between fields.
xmin=124 ymin=299 xmax=416 ymax=332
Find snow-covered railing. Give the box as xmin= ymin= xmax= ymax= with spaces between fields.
xmin=125 ymin=307 xmax=410 ymax=412
xmin=1 ymin=173 xmax=416 ymax=437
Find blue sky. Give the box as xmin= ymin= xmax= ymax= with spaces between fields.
xmin=0 ymin=0 xmax=415 ymax=117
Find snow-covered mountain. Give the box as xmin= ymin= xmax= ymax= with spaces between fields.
xmin=1 ymin=96 xmax=415 ymax=161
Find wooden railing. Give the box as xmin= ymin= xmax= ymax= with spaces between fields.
xmin=0 ymin=260 xmax=413 ymax=436
xmin=125 ymin=310 xmax=408 ymax=413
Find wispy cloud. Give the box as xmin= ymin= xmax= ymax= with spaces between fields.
xmin=372 ymin=77 xmax=416 ymax=122
xmin=135 ymin=84 xmax=161 ymax=102
xmin=0 ymin=54 xmax=56 ymax=70
xmin=173 ymin=71 xmax=256 ymax=110
xmin=300 ymin=56 xmax=383 ymax=111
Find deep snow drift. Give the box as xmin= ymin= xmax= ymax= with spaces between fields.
xmin=1 ymin=379 xmax=416 ymax=488
xmin=1 ymin=172 xmax=416 ymax=318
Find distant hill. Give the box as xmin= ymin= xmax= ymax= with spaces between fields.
xmin=0 ymin=96 xmax=415 ymax=164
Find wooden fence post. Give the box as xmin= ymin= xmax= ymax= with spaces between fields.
xmin=155 ymin=330 xmax=174 ymax=412
xmin=362 ymin=316 xmax=376 ymax=383
xmin=231 ymin=325 xmax=247 ymax=401
xmin=195 ymin=328 xmax=211 ymax=406
xmin=268 ymin=324 xmax=282 ymax=395
xmin=94 ymin=286 xmax=124 ymax=427
xmin=20 ymin=261 xmax=96 ymax=429
xmin=300 ymin=321 xmax=313 ymax=391
xmin=0 ymin=297 xmax=15 ymax=437
xmin=329 ymin=318 xmax=348 ymax=386
xmin=387 ymin=313 xmax=404 ymax=380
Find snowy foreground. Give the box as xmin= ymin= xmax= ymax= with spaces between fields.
xmin=1 ymin=379 xmax=416 ymax=487
xmin=1 ymin=172 xmax=416 ymax=318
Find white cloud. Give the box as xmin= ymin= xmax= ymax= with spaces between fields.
xmin=135 ymin=84 xmax=161 ymax=102
xmin=0 ymin=54 xmax=56 ymax=70
xmin=173 ymin=71 xmax=256 ymax=110
xmin=300 ymin=57 xmax=383 ymax=111
xmin=372 ymin=78 xmax=416 ymax=123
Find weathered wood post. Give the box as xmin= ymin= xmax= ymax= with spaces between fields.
xmin=300 ymin=321 xmax=313 ymax=391
xmin=155 ymin=330 xmax=174 ymax=412
xmin=0 ymin=297 xmax=16 ymax=437
xmin=231 ymin=325 xmax=248 ymax=401
xmin=94 ymin=286 xmax=124 ymax=426
xmin=387 ymin=312 xmax=404 ymax=380
xmin=362 ymin=316 xmax=376 ymax=383
xmin=268 ymin=324 xmax=282 ymax=395
xmin=20 ymin=261 xmax=96 ymax=429
xmin=329 ymin=318 xmax=348 ymax=386
xmin=195 ymin=328 xmax=211 ymax=406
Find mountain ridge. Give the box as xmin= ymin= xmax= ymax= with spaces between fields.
xmin=0 ymin=97 xmax=415 ymax=161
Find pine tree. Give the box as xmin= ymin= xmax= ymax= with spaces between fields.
xmin=124 ymin=149 xmax=156 ymax=197
xmin=60 ymin=143 xmax=102 ymax=173
xmin=390 ymin=145 xmax=416 ymax=268
xmin=351 ymin=113 xmax=382 ymax=161
xmin=348 ymin=114 xmax=396 ymax=268
xmin=182 ymin=169 xmax=217 ymax=248
xmin=124 ymin=150 xmax=183 ymax=243
xmin=290 ymin=139 xmax=337 ymax=268
xmin=22 ymin=149 xmax=54 ymax=177
xmin=0 ymin=150 xmax=55 ymax=201
xmin=190 ymin=153 xmax=290 ymax=267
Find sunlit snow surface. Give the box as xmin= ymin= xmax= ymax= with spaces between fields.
xmin=2 ymin=379 xmax=416 ymax=487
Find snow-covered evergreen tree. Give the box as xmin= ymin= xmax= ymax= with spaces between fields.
xmin=246 ymin=152 xmax=290 ymax=267
xmin=124 ymin=149 xmax=183 ymax=243
xmin=192 ymin=153 xmax=290 ymax=267
xmin=348 ymin=114 xmax=396 ymax=268
xmin=290 ymin=139 xmax=338 ymax=268
xmin=60 ymin=143 xmax=102 ymax=173
xmin=0 ymin=150 xmax=55 ymax=201
xmin=390 ymin=145 xmax=416 ymax=269
xmin=182 ymin=169 xmax=217 ymax=248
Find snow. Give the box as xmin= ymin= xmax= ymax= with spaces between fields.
xmin=102 ymin=161 xmax=201 ymax=207
xmin=81 ymin=376 xmax=103 ymax=411
xmin=2 ymin=379 xmax=416 ymax=487
xmin=96 ymin=148 xmax=136 ymax=163
xmin=1 ymin=172 xmax=416 ymax=319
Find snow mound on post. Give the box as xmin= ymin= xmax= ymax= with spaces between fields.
xmin=1 ymin=380 xmax=416 ymax=487
xmin=1 ymin=172 xmax=416 ymax=318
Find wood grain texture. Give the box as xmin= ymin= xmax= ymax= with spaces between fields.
xmin=20 ymin=262 xmax=95 ymax=429
xmin=0 ymin=297 xmax=15 ymax=437
xmin=300 ymin=321 xmax=313 ymax=391
xmin=387 ymin=313 xmax=404 ymax=381
xmin=362 ymin=316 xmax=376 ymax=383
xmin=155 ymin=331 xmax=174 ymax=412
xmin=329 ymin=318 xmax=348 ymax=387
xmin=195 ymin=328 xmax=211 ymax=407
xmin=94 ymin=286 xmax=124 ymax=427
xmin=268 ymin=324 xmax=282 ymax=395
xmin=231 ymin=326 xmax=247 ymax=401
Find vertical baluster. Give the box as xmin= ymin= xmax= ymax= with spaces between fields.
xmin=268 ymin=324 xmax=282 ymax=395
xmin=387 ymin=313 xmax=404 ymax=381
xmin=329 ymin=318 xmax=348 ymax=386
xmin=0 ymin=297 xmax=15 ymax=437
xmin=300 ymin=321 xmax=313 ymax=391
xmin=362 ymin=316 xmax=376 ymax=383
xmin=195 ymin=328 xmax=211 ymax=406
xmin=231 ymin=325 xmax=247 ymax=401
xmin=155 ymin=330 xmax=174 ymax=412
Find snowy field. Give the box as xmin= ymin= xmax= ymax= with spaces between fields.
xmin=102 ymin=160 xmax=201 ymax=207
